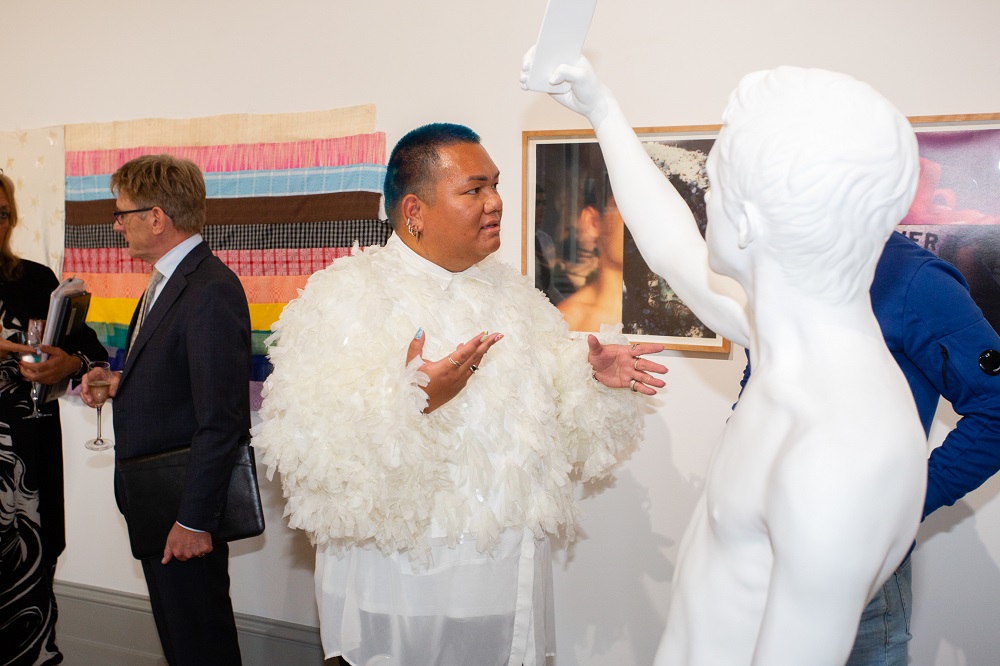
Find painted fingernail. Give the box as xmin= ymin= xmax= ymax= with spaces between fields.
xmin=480 ymin=331 xmax=489 ymax=342
xmin=415 ymin=327 xmax=424 ymax=340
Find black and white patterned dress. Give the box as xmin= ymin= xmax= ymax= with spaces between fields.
xmin=0 ymin=260 xmax=105 ymax=666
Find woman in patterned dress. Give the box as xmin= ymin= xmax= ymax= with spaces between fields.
xmin=0 ymin=171 xmax=106 ymax=666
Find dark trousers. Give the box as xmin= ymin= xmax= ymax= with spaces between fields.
xmin=140 ymin=543 xmax=242 ymax=666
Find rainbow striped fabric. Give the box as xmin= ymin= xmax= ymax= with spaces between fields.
xmin=62 ymin=106 xmax=389 ymax=407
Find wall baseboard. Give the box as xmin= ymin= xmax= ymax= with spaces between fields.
xmin=54 ymin=580 xmax=332 ymax=665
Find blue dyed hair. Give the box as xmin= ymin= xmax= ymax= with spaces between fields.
xmin=383 ymin=123 xmax=481 ymax=223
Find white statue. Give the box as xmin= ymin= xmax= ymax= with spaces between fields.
xmin=522 ymin=56 xmax=928 ymax=665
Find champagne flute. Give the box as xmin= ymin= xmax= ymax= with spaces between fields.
xmin=23 ymin=319 xmax=51 ymax=419
xmin=85 ymin=361 xmax=114 ymax=451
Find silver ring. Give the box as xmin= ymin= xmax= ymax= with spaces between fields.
xmin=633 ymin=358 xmax=640 ymax=371
xmin=470 ymin=364 xmax=479 ymax=373
xmin=629 ymin=379 xmax=638 ymax=392
xmin=448 ymin=356 xmax=460 ymax=368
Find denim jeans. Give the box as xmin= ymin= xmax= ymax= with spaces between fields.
xmin=846 ymin=554 xmax=913 ymax=666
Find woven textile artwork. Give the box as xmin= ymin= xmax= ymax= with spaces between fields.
xmin=62 ymin=106 xmax=389 ymax=408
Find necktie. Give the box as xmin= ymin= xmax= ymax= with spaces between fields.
xmin=128 ymin=269 xmax=163 ymax=357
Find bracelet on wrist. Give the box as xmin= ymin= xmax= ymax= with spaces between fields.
xmin=71 ymin=353 xmax=88 ymax=379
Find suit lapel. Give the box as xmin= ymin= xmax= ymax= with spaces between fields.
xmin=121 ymin=242 xmax=212 ymax=380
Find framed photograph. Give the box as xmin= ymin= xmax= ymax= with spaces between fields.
xmin=899 ymin=113 xmax=1000 ymax=333
xmin=522 ymin=126 xmax=729 ymax=353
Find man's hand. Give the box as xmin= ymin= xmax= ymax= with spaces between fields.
xmin=162 ymin=523 xmax=213 ymax=564
xmin=406 ymin=329 xmax=504 ymax=413
xmin=588 ymin=335 xmax=668 ymax=395
xmin=80 ymin=365 xmax=121 ymax=408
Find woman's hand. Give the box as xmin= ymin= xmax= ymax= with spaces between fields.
xmin=406 ymin=329 xmax=504 ymax=413
xmin=588 ymin=335 xmax=668 ymax=395
xmin=0 ymin=337 xmax=34 ymax=357
xmin=18 ymin=345 xmax=81 ymax=386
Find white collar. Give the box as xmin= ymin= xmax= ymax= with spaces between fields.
xmin=145 ymin=233 xmax=203 ymax=306
xmin=386 ymin=233 xmax=492 ymax=290
xmin=154 ymin=233 xmax=204 ymax=282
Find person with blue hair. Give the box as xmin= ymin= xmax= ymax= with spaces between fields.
xmin=255 ymin=122 xmax=667 ymax=666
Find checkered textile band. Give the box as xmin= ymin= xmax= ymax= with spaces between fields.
xmin=66 ymin=219 xmax=391 ymax=251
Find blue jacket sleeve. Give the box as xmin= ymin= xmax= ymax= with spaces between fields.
xmin=901 ymin=259 xmax=1000 ymax=518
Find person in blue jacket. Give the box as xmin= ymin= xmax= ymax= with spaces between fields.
xmin=741 ymin=229 xmax=1000 ymax=664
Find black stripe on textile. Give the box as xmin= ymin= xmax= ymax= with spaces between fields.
xmin=66 ymin=192 xmax=381 ymax=228
xmin=65 ymin=224 xmax=128 ymax=249
xmin=205 ymin=219 xmax=393 ymax=250
xmin=65 ymin=219 xmax=394 ymax=250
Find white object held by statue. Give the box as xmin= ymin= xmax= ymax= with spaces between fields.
xmin=523 ymin=0 xmax=598 ymax=94
xmin=522 ymin=54 xmax=927 ymax=665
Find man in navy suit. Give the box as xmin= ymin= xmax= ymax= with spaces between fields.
xmin=82 ymin=154 xmax=250 ymax=665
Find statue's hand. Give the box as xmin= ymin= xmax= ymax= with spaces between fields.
xmin=521 ymin=49 xmax=610 ymax=124
xmin=518 ymin=45 xmax=538 ymax=90
xmin=549 ymin=56 xmax=609 ymax=119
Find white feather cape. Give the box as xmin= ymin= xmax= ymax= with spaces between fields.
xmin=253 ymin=235 xmax=644 ymax=557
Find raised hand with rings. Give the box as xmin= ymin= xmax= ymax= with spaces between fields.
xmin=406 ymin=328 xmax=504 ymax=413
xmin=587 ymin=335 xmax=668 ymax=395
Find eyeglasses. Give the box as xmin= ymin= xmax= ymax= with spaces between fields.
xmin=112 ymin=207 xmax=153 ymax=224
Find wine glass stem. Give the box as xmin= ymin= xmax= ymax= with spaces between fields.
xmin=96 ymin=405 xmax=103 ymax=439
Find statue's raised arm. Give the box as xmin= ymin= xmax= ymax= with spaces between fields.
xmin=521 ymin=51 xmax=751 ymax=347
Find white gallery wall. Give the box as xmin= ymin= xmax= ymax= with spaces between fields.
xmin=4 ymin=0 xmax=1000 ymax=663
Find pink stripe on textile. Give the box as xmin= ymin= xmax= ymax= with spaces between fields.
xmin=66 ymin=133 xmax=386 ymax=177
xmin=213 ymin=247 xmax=355 ymax=276
xmin=64 ymin=246 xmax=358 ymax=276
xmin=64 ymin=248 xmax=150 ymax=274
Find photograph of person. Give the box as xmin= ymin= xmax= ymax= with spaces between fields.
xmin=532 ymin=137 xmax=719 ymax=340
